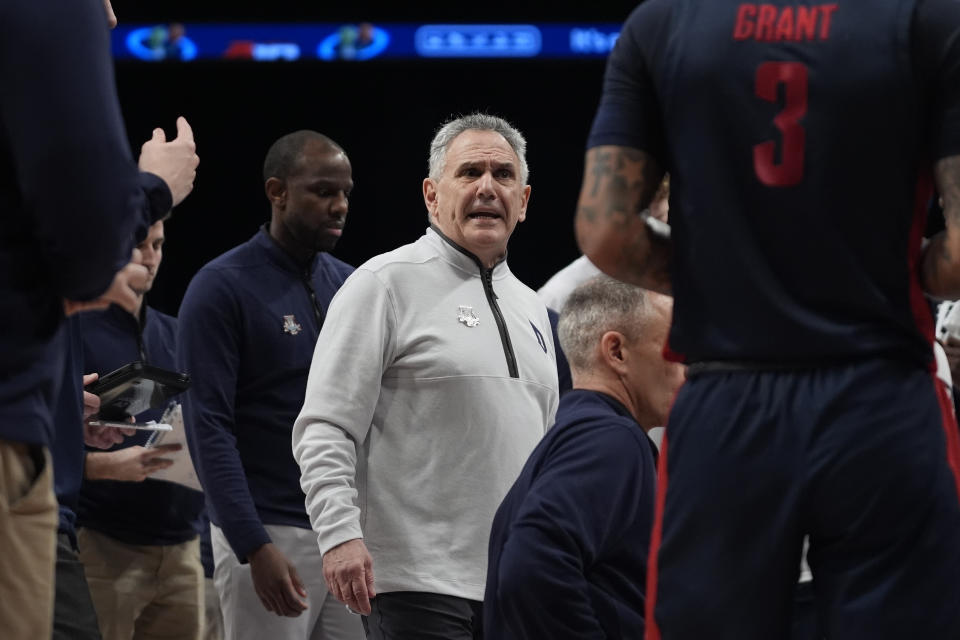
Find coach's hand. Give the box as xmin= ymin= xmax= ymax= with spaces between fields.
xmin=138 ymin=116 xmax=199 ymax=207
xmin=248 ymin=542 xmax=308 ymax=617
xmin=323 ymin=538 xmax=376 ymax=615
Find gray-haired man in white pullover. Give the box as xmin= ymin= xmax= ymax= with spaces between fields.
xmin=292 ymin=114 xmax=559 ymax=639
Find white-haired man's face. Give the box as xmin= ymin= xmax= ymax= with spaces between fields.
xmin=423 ymin=130 xmax=531 ymax=268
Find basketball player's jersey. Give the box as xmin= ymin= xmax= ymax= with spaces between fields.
xmin=589 ymin=0 xmax=960 ymax=366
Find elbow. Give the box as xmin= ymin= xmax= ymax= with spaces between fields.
xmin=575 ymin=212 xmax=612 ymax=275
xmin=575 ymin=214 xmax=629 ymax=282
xmin=922 ymin=232 xmax=960 ymax=300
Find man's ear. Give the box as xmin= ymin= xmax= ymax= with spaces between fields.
xmin=265 ymin=177 xmax=286 ymax=209
xmin=517 ymin=184 xmax=531 ymax=223
xmin=423 ymin=178 xmax=439 ymax=220
xmin=599 ymin=330 xmax=629 ymax=375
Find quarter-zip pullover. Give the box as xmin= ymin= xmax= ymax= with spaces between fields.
xmin=179 ymin=226 xmax=354 ymax=561
xmin=293 ymin=226 xmax=558 ymax=601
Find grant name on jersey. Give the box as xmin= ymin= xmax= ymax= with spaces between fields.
xmin=734 ymin=3 xmax=838 ymax=42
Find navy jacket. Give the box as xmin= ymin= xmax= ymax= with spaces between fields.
xmin=485 ymin=389 xmax=657 ymax=639
xmin=77 ymin=304 xmax=204 ymax=546
xmin=51 ymin=317 xmax=85 ymax=541
xmin=1 ymin=0 xmax=171 ymax=447
xmin=179 ymin=227 xmax=354 ymax=561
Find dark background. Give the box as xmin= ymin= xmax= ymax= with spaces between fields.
xmin=110 ymin=1 xmax=638 ymax=316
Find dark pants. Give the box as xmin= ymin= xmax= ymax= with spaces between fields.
xmin=362 ymin=592 xmax=482 ymax=640
xmin=790 ymin=582 xmax=823 ymax=640
xmin=52 ymin=533 xmax=102 ymax=640
xmin=649 ymin=359 xmax=960 ymax=640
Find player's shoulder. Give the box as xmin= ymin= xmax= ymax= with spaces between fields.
xmin=623 ymin=0 xmax=675 ymax=31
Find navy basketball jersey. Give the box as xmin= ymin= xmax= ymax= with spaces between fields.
xmin=589 ymin=0 xmax=960 ymax=366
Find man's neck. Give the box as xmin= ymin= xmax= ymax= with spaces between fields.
xmin=268 ymin=220 xmax=316 ymax=267
xmin=571 ymin=375 xmax=652 ymax=432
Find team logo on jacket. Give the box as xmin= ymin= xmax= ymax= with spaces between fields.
xmin=530 ymin=321 xmax=548 ymax=353
xmin=457 ymin=305 xmax=480 ymax=327
xmin=282 ymin=315 xmax=302 ymax=335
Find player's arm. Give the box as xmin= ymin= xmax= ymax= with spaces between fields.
xmin=575 ymin=146 xmax=670 ymax=294
xmin=918 ymin=0 xmax=960 ymax=298
xmin=923 ymin=157 xmax=960 ymax=298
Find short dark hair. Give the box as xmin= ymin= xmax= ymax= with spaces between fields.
xmin=263 ymin=130 xmax=341 ymax=183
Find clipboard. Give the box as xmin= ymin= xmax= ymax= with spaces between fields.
xmin=85 ymin=362 xmax=190 ymax=421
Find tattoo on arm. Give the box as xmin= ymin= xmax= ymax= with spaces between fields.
xmin=580 ymin=146 xmax=662 ymax=227
xmin=575 ymin=146 xmax=669 ymax=291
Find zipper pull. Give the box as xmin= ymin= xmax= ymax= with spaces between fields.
xmin=484 ymin=268 xmax=498 ymax=300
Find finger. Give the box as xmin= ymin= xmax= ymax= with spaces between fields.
xmin=350 ymin=576 xmax=371 ymax=615
xmin=125 ymin=262 xmax=150 ymax=290
xmin=276 ymin=589 xmax=298 ymax=617
xmin=151 ymin=127 xmax=166 ymax=143
xmin=87 ymin=426 xmax=120 ymax=449
xmin=290 ymin=565 xmax=308 ymax=598
xmin=176 ymin=116 xmax=195 ymax=144
xmin=82 ymin=391 xmax=101 ymax=419
xmin=119 ymin=427 xmax=136 ymax=437
xmin=329 ymin=578 xmax=346 ymax=605
xmin=261 ymin=593 xmax=279 ymax=615
xmin=365 ymin=564 xmax=376 ymax=598
xmin=150 ymin=444 xmax=182 ymax=453
xmin=145 ymin=458 xmax=175 ymax=471
xmin=281 ymin=578 xmax=308 ymax=615
xmin=82 ymin=373 xmax=99 ymax=386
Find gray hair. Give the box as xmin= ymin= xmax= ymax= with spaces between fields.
xmin=558 ymin=276 xmax=650 ymax=371
xmin=428 ymin=113 xmax=529 ymax=185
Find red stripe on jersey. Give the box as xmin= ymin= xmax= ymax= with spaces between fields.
xmin=663 ymin=343 xmax=687 ymax=364
xmin=645 ymin=428 xmax=668 ymax=640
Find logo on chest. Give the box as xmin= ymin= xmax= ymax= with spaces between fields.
xmin=530 ymin=320 xmax=548 ymax=354
xmin=282 ymin=314 xmax=302 ymax=335
xmin=457 ymin=305 xmax=480 ymax=328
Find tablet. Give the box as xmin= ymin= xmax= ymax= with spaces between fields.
xmin=85 ymin=362 xmax=190 ymax=421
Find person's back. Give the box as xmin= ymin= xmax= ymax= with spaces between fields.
xmin=578 ymin=2 xmax=960 ymax=639
xmin=590 ymin=0 xmax=956 ymax=365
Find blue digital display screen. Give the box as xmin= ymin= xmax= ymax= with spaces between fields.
xmin=111 ymin=22 xmax=621 ymax=62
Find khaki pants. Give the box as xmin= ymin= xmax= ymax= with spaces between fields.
xmin=79 ymin=527 xmax=204 ymax=640
xmin=0 ymin=440 xmax=57 ymax=640
xmin=204 ymin=578 xmax=224 ymax=640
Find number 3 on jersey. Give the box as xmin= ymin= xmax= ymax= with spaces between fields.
xmin=754 ymin=61 xmax=808 ymax=187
